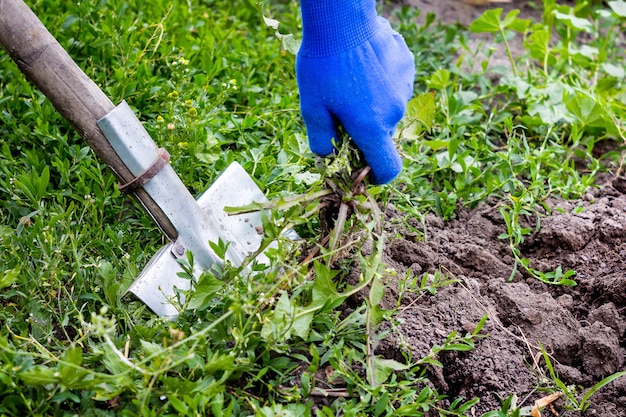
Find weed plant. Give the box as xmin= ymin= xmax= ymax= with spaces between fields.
xmin=0 ymin=0 xmax=625 ymax=415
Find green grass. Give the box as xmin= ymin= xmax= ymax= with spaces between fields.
xmin=1 ymin=0 xmax=625 ymax=415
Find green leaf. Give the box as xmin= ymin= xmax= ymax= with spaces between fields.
xmin=473 ymin=315 xmax=489 ymax=336
xmin=608 ymin=0 xmax=626 ymax=17
xmin=169 ymin=396 xmax=190 ymax=415
xmin=370 ymin=275 xmax=385 ymax=306
xmin=262 ymin=15 xmax=280 ymax=30
xmin=469 ymin=8 xmax=503 ymax=33
xmin=308 ymin=344 xmax=320 ymax=373
xmin=140 ymin=339 xmax=164 ymax=358
xmin=15 ymin=167 xmax=50 ymax=204
xmin=423 ymin=139 xmax=449 ymax=151
xmin=61 ymin=15 xmax=79 ymax=30
xmin=454 ymin=90 xmax=478 ymax=106
xmin=58 ymin=347 xmax=94 ymax=389
xmin=263 ymin=14 xmax=301 ymax=55
xmin=371 ymin=357 xmax=409 ymax=386
xmin=574 ymin=45 xmax=599 ymax=59
xmin=602 ymin=63 xmax=625 ymax=79
xmin=502 ymin=9 xmax=520 ymax=28
xmin=444 ymin=343 xmax=475 ymax=351
xmin=292 ymin=308 xmax=314 ymax=339
xmin=552 ymin=11 xmax=595 ymax=33
xmin=525 ymin=29 xmax=551 ymax=62
xmin=566 ymin=94 xmax=605 ymax=127
xmin=0 ymin=266 xmax=19 ymax=289
xmin=261 ymin=292 xmax=293 ymax=340
xmin=504 ymin=10 xmax=530 ymax=32
xmin=259 ymin=403 xmax=310 ymax=417
xmin=211 ymin=393 xmax=233 ymax=417
xmin=294 ymin=171 xmax=321 ymax=186
xmin=102 ymin=343 xmax=130 ymax=375
xmin=97 ymin=261 xmax=120 ymax=307
xmin=280 ymin=34 xmax=301 ymax=55
xmin=0 ymin=225 xmax=12 ymax=239
xmin=580 ymin=371 xmax=626 ymax=409
xmin=62 ymin=346 xmax=83 ymax=366
xmin=373 ymin=391 xmax=389 ymax=416
xmin=312 ymin=261 xmax=340 ymax=302
xmin=405 ymin=92 xmax=436 ymax=132
xmin=38 ymin=165 xmax=50 ymax=199
xmin=187 ymin=273 xmax=223 ymax=311
xmin=19 ymin=365 xmax=59 ymax=386
xmin=368 ymin=304 xmax=386 ymax=328
xmin=428 ymin=69 xmax=451 ymax=90
xmin=51 ymin=390 xmax=80 ymax=403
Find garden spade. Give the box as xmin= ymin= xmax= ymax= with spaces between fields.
xmin=0 ymin=0 xmax=287 ymax=318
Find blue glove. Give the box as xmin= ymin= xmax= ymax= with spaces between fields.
xmin=297 ymin=0 xmax=415 ymax=184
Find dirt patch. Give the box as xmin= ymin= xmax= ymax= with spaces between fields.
xmin=401 ymin=0 xmax=543 ymax=26
xmin=391 ymin=0 xmax=545 ymax=71
xmin=377 ymin=174 xmax=626 ymax=414
xmin=377 ymin=1 xmax=626 ymax=413
xmin=371 ymin=1 xmax=626 ymax=412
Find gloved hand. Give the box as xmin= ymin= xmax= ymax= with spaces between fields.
xmin=297 ymin=0 xmax=415 ymax=184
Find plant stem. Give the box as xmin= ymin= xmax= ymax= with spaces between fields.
xmin=500 ymin=27 xmax=518 ymax=77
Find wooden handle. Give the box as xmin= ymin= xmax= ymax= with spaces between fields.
xmin=0 ymin=0 xmax=178 ymax=240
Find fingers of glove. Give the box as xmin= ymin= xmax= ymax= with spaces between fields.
xmin=359 ymin=136 xmax=402 ymax=185
xmin=299 ymin=101 xmax=339 ymax=157
xmin=340 ymin=115 xmax=403 ymax=184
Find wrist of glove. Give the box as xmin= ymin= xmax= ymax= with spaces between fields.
xmin=297 ymin=0 xmax=415 ymax=184
xmin=299 ymin=0 xmax=378 ymax=57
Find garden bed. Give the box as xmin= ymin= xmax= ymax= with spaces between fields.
xmin=377 ymin=171 xmax=626 ymax=415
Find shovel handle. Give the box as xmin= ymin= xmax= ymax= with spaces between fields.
xmin=0 ymin=0 xmax=178 ymax=240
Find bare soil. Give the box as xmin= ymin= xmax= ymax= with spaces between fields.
xmin=399 ymin=0 xmax=543 ymax=70
xmin=377 ymin=173 xmax=626 ymax=414
xmin=370 ymin=0 xmax=626 ymax=414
